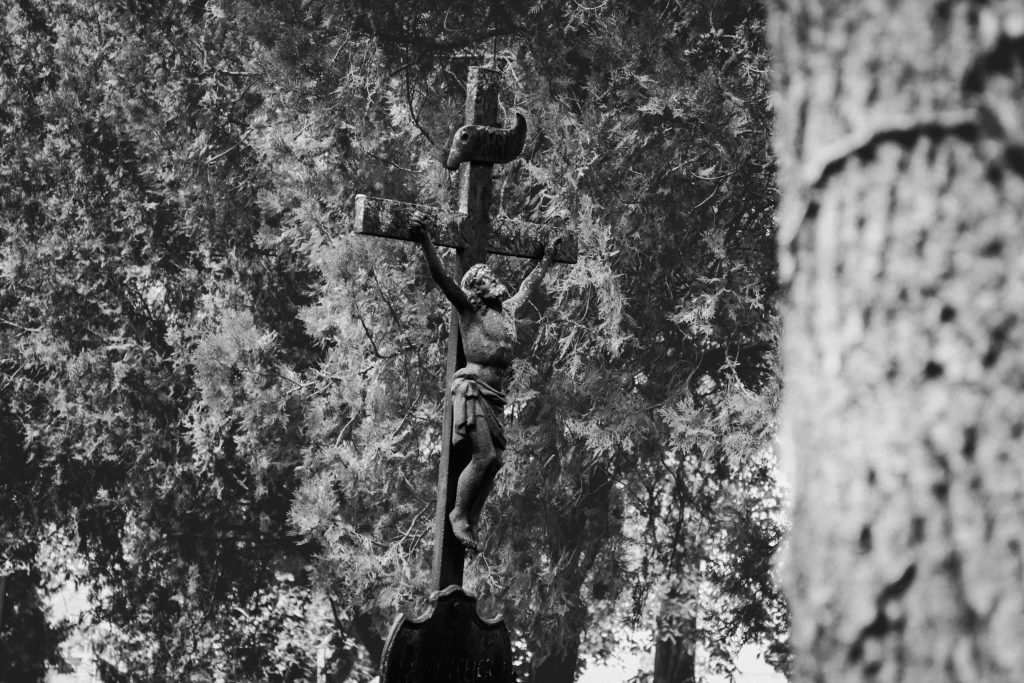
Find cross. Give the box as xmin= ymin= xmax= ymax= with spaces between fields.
xmin=353 ymin=67 xmax=576 ymax=591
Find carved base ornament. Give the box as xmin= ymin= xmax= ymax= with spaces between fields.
xmin=380 ymin=586 xmax=514 ymax=683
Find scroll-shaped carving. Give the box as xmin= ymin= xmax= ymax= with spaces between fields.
xmin=381 ymin=586 xmax=514 ymax=683
xmin=444 ymin=112 xmax=527 ymax=170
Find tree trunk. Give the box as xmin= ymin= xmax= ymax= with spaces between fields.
xmin=352 ymin=610 xmax=384 ymax=671
xmin=529 ymin=638 xmax=580 ymax=683
xmin=0 ymin=575 xmax=6 ymax=633
xmin=525 ymin=466 xmax=617 ymax=683
xmin=653 ymin=634 xmax=696 ymax=683
xmin=653 ymin=587 xmax=696 ymax=683
xmin=768 ymin=1 xmax=1024 ymax=681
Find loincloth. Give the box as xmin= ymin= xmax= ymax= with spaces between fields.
xmin=451 ymin=368 xmax=507 ymax=451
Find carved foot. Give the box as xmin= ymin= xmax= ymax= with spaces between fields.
xmin=449 ymin=512 xmax=480 ymax=552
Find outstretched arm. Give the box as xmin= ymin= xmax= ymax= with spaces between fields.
xmin=505 ymin=234 xmax=561 ymax=316
xmin=410 ymin=212 xmax=472 ymax=311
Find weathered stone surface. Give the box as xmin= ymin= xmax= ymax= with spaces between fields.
xmin=354 ymin=195 xmax=466 ymax=249
xmin=381 ymin=586 xmax=514 ymax=683
xmin=354 ymin=194 xmax=577 ymax=264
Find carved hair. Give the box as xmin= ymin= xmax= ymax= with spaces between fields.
xmin=460 ymin=263 xmax=496 ymax=309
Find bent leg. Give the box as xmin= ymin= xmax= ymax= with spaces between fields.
xmin=468 ymin=448 xmax=503 ymax=530
xmin=450 ymin=415 xmax=500 ymax=551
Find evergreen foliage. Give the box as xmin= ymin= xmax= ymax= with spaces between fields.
xmin=0 ymin=0 xmax=785 ymax=679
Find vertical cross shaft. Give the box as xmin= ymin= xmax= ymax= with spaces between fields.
xmin=431 ymin=67 xmax=501 ymax=590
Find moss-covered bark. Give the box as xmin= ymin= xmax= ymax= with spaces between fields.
xmin=768 ymin=1 xmax=1024 ymax=681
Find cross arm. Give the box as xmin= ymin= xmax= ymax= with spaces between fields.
xmin=354 ymin=195 xmax=465 ymax=248
xmin=487 ymin=216 xmax=577 ymax=264
xmin=355 ymin=195 xmax=578 ymax=265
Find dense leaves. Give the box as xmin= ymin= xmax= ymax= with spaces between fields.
xmin=1 ymin=2 xmax=326 ymax=678
xmin=1 ymin=0 xmax=785 ymax=680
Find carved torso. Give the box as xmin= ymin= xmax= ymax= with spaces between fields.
xmin=459 ymin=304 xmax=514 ymax=389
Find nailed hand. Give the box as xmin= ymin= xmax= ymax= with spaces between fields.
xmin=409 ymin=210 xmax=429 ymax=238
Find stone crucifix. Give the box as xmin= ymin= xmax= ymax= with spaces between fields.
xmin=353 ymin=67 xmax=576 ymax=591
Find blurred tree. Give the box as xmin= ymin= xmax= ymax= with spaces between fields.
xmin=768 ymin=0 xmax=1024 ymax=681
